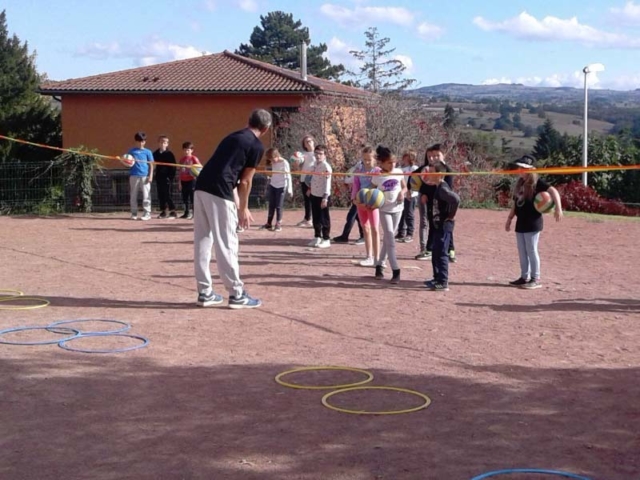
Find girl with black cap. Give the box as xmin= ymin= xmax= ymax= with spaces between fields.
xmin=505 ymin=155 xmax=563 ymax=289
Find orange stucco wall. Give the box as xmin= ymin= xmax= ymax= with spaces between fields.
xmin=60 ymin=94 xmax=305 ymax=168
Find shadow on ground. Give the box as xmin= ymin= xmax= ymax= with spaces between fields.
xmin=0 ymin=356 xmax=636 ymax=480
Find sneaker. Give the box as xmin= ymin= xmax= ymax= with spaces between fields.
xmin=197 ymin=291 xmax=223 ymax=307
xmin=274 ymin=223 xmax=282 ymax=232
xmin=429 ymin=282 xmax=449 ymax=292
xmin=395 ymin=234 xmax=406 ymax=242
xmin=229 ymin=291 xmax=262 ymax=309
xmin=130 ymin=214 xmax=138 ymax=220
xmin=380 ymin=260 xmax=387 ymax=269
xmin=415 ymin=250 xmax=432 ymax=261
xmin=158 ymin=211 xmax=168 ymax=219
xmin=449 ymin=250 xmax=457 ymax=263
xmin=186 ymin=213 xmax=193 ymax=220
xmin=308 ymin=238 xmax=321 ymax=247
xmin=390 ymin=269 xmax=401 ymax=285
xmin=359 ymin=257 xmax=375 ymax=267
xmin=318 ymin=239 xmax=331 ymax=249
xmin=169 ymin=211 xmax=177 ymax=219
xmin=354 ymin=237 xmax=365 ymax=246
xmin=236 ymin=226 xmax=244 ymax=233
xmin=509 ymin=277 xmax=529 ymax=286
xmin=332 ymin=236 xmax=349 ymax=244
xmin=521 ymin=279 xmax=542 ymax=290
xmin=297 ymin=219 xmax=312 ymax=227
xmin=180 ymin=212 xmax=190 ymax=219
xmin=260 ymin=223 xmax=273 ymax=231
xmin=424 ymin=279 xmax=436 ymax=289
xmin=403 ymin=236 xmax=413 ymax=243
xmin=141 ymin=213 xmax=151 ymax=221
xmin=374 ymin=265 xmax=384 ymax=280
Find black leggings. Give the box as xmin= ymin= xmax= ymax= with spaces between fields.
xmin=301 ymin=183 xmax=312 ymax=221
xmin=267 ymin=185 xmax=285 ymax=224
xmin=181 ymin=180 xmax=195 ymax=213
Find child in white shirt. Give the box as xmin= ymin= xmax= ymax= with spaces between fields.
xmin=371 ymin=146 xmax=407 ymax=284
xmin=262 ymin=148 xmax=292 ymax=232
xmin=307 ymin=144 xmax=332 ymax=248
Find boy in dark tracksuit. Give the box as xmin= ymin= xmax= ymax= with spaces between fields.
xmin=153 ymin=135 xmax=177 ymax=218
xmin=425 ymin=162 xmax=460 ymax=292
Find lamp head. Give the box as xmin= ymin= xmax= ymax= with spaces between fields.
xmin=583 ymin=63 xmax=605 ymax=74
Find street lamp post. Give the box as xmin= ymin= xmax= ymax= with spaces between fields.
xmin=582 ymin=63 xmax=605 ymax=186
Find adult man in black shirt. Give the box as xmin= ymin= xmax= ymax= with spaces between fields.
xmin=193 ymin=109 xmax=271 ymax=309
xmin=153 ymin=135 xmax=177 ymax=218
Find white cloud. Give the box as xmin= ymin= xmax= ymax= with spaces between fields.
xmin=320 ymin=4 xmax=414 ymax=27
xmin=417 ymin=21 xmax=444 ymax=40
xmin=395 ymin=54 xmax=414 ymax=73
xmin=610 ymin=1 xmax=640 ymax=26
xmin=238 ymin=0 xmax=258 ymax=13
xmin=474 ymin=11 xmax=640 ymax=48
xmin=325 ymin=36 xmax=361 ymax=71
xmin=76 ymin=39 xmax=211 ymax=66
xmin=604 ymin=73 xmax=640 ymax=90
xmin=75 ymin=41 xmax=122 ymax=60
xmin=481 ymin=70 xmax=603 ymax=89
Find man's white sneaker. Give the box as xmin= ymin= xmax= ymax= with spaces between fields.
xmin=359 ymin=257 xmax=374 ymax=267
xmin=308 ymin=238 xmax=321 ymax=247
xmin=318 ymin=239 xmax=331 ymax=249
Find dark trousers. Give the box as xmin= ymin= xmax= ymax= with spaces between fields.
xmin=339 ymin=202 xmax=364 ymax=239
xmin=301 ymin=183 xmax=312 ymax=221
xmin=267 ymin=185 xmax=285 ymax=225
xmin=181 ymin=180 xmax=195 ymax=213
xmin=156 ymin=177 xmax=176 ymax=211
xmin=398 ymin=196 xmax=417 ymax=236
xmin=432 ymin=222 xmax=454 ymax=285
xmin=426 ymin=201 xmax=455 ymax=253
xmin=310 ymin=195 xmax=331 ymax=240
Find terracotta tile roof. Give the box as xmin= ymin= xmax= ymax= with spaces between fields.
xmin=39 ymin=51 xmax=369 ymax=98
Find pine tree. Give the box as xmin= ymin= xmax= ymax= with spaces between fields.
xmin=443 ymin=104 xmax=457 ymax=130
xmin=532 ymin=119 xmax=562 ymax=160
xmin=236 ymin=11 xmax=344 ymax=80
xmin=348 ymin=27 xmax=416 ymax=93
xmin=0 ymin=10 xmax=60 ymax=163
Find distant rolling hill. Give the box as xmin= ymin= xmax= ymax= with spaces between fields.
xmin=410 ymin=83 xmax=640 ymax=105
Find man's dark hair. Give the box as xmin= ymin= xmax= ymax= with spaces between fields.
xmin=314 ymin=144 xmax=327 ymax=153
xmin=182 ymin=141 xmax=194 ymax=149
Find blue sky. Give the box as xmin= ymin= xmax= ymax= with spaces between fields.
xmin=4 ymin=0 xmax=640 ymax=90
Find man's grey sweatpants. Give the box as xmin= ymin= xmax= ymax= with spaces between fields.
xmin=193 ymin=190 xmax=244 ymax=298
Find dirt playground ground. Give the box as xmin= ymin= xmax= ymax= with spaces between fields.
xmin=0 ymin=208 xmax=638 ymax=480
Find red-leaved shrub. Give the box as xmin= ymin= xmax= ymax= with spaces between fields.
xmin=555 ymin=181 xmax=639 ymax=216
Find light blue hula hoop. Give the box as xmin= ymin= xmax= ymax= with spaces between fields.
xmin=0 ymin=326 xmax=81 ymax=345
xmin=58 ymin=333 xmax=149 ymax=354
xmin=471 ymin=468 xmax=593 ymax=480
xmin=46 ymin=318 xmax=131 ymax=335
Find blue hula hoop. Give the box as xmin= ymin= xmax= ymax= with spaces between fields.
xmin=471 ymin=468 xmax=593 ymax=480
xmin=58 ymin=333 xmax=149 ymax=354
xmin=46 ymin=318 xmax=131 ymax=335
xmin=0 ymin=326 xmax=81 ymax=345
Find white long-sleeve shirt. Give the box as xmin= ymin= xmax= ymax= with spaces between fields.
xmin=269 ymin=158 xmax=292 ymax=195
xmin=310 ymin=160 xmax=332 ymax=198
xmin=300 ymin=151 xmax=315 ymax=185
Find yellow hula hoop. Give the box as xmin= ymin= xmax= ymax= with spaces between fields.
xmin=0 ymin=290 xmax=50 ymax=310
xmin=275 ymin=366 xmax=374 ymax=390
xmin=0 ymin=289 xmax=24 ymax=297
xmin=321 ymin=386 xmax=432 ymax=415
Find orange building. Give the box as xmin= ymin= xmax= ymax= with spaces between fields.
xmin=39 ymin=50 xmax=368 ymax=168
